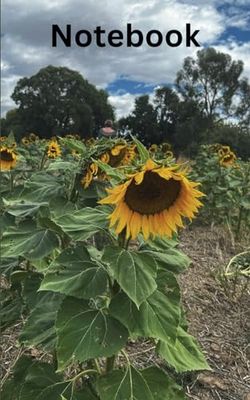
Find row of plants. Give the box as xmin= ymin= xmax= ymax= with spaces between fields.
xmin=0 ymin=134 xmax=210 ymax=399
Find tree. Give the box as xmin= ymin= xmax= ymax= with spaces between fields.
xmin=11 ymin=65 xmax=114 ymax=138
xmin=1 ymin=109 xmax=25 ymax=139
xmin=176 ymin=47 xmax=244 ymax=121
xmin=153 ymin=87 xmax=180 ymax=143
xmin=119 ymin=95 xmax=160 ymax=144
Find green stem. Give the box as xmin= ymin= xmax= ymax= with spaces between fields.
xmin=39 ymin=150 xmax=47 ymax=170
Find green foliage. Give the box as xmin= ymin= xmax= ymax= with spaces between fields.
xmin=0 ymin=138 xmax=210 ymax=399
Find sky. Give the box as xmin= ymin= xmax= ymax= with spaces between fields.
xmin=1 ymin=0 xmax=250 ymax=120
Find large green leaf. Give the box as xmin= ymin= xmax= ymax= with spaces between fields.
xmin=0 ymin=289 xmax=22 ymax=331
xmin=141 ymin=367 xmax=186 ymax=400
xmin=53 ymin=206 xmax=110 ymax=241
xmin=110 ymin=271 xmax=180 ymax=342
xmin=56 ymin=297 xmax=128 ymax=370
xmin=0 ymin=257 xmax=19 ymax=278
xmin=21 ymin=172 xmax=64 ymax=202
xmin=157 ymin=326 xmax=211 ymax=372
xmin=40 ymin=245 xmax=109 ymax=299
xmin=1 ymin=221 xmax=59 ymax=260
xmin=103 ymin=246 xmax=157 ymax=308
xmin=20 ymin=292 xmax=63 ymax=350
xmin=1 ymin=357 xmax=97 ymax=400
xmin=0 ymin=356 xmax=34 ymax=400
xmin=96 ymin=366 xmax=154 ymax=400
xmin=3 ymin=199 xmax=49 ymax=218
xmin=131 ymin=135 xmax=149 ymax=163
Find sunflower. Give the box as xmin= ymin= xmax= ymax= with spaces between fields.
xmin=165 ymin=150 xmax=174 ymax=159
xmin=0 ymin=136 xmax=7 ymax=143
xmin=122 ymin=144 xmax=136 ymax=165
xmin=149 ymin=144 xmax=158 ymax=153
xmin=100 ymin=152 xmax=110 ymax=164
xmin=99 ymin=159 xmax=203 ymax=240
xmin=21 ymin=137 xmax=30 ymax=146
xmin=108 ymin=146 xmax=127 ymax=167
xmin=29 ymin=133 xmax=39 ymax=142
xmin=218 ymin=145 xmax=231 ymax=157
xmin=219 ymin=151 xmax=236 ymax=167
xmin=161 ymin=142 xmax=172 ymax=152
xmin=81 ymin=170 xmax=93 ymax=189
xmin=81 ymin=162 xmax=98 ymax=189
xmin=72 ymin=149 xmax=81 ymax=158
xmin=47 ymin=140 xmax=61 ymax=158
xmin=0 ymin=146 xmax=17 ymax=171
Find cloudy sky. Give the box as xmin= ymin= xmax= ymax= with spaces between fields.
xmin=1 ymin=0 xmax=250 ymax=119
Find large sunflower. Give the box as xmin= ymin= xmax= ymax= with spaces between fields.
xmin=0 ymin=146 xmax=17 ymax=171
xmin=219 ymin=151 xmax=236 ymax=167
xmin=99 ymin=159 xmax=204 ymax=240
xmin=47 ymin=140 xmax=61 ymax=158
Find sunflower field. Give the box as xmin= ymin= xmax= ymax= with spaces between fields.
xmin=0 ymin=133 xmax=249 ymax=399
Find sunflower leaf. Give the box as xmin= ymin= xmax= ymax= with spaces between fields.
xmin=40 ymin=245 xmax=109 ymax=299
xmin=1 ymin=221 xmax=59 ymax=260
xmin=131 ymin=135 xmax=150 ymax=163
xmin=96 ymin=366 xmax=154 ymax=400
xmin=56 ymin=297 xmax=128 ymax=370
xmin=109 ymin=270 xmax=181 ymax=342
xmin=157 ymin=326 xmax=211 ymax=372
xmin=102 ymin=246 xmax=158 ymax=308
xmin=53 ymin=206 xmax=110 ymax=240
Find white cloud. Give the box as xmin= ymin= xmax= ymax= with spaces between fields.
xmin=1 ymin=0 xmax=249 ymax=117
xmin=108 ymin=93 xmax=138 ymax=119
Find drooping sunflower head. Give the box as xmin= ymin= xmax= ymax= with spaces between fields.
xmin=108 ymin=146 xmax=127 ymax=167
xmin=161 ymin=142 xmax=172 ymax=153
xmin=100 ymin=152 xmax=110 ymax=164
xmin=71 ymin=149 xmax=81 ymax=158
xmin=149 ymin=144 xmax=158 ymax=153
xmin=28 ymin=132 xmax=39 ymax=142
xmin=122 ymin=144 xmax=137 ymax=165
xmin=99 ymin=159 xmax=204 ymax=240
xmin=219 ymin=151 xmax=236 ymax=167
xmin=218 ymin=145 xmax=231 ymax=158
xmin=21 ymin=137 xmax=30 ymax=146
xmin=0 ymin=146 xmax=17 ymax=171
xmin=47 ymin=140 xmax=61 ymax=158
xmin=81 ymin=162 xmax=99 ymax=189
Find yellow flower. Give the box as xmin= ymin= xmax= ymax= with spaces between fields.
xmin=149 ymin=144 xmax=158 ymax=153
xmin=72 ymin=149 xmax=80 ymax=158
xmin=29 ymin=133 xmax=39 ymax=142
xmin=218 ymin=145 xmax=231 ymax=157
xmin=219 ymin=151 xmax=236 ymax=167
xmin=111 ymin=144 xmax=126 ymax=156
xmin=47 ymin=140 xmax=61 ymax=158
xmin=99 ymin=159 xmax=204 ymax=240
xmin=100 ymin=152 xmax=110 ymax=164
xmin=122 ymin=144 xmax=137 ymax=165
xmin=81 ymin=170 xmax=93 ymax=189
xmin=165 ymin=150 xmax=174 ymax=159
xmin=161 ymin=142 xmax=172 ymax=152
xmin=89 ymin=162 xmax=98 ymax=175
xmin=0 ymin=147 xmax=17 ymax=171
xmin=21 ymin=137 xmax=30 ymax=146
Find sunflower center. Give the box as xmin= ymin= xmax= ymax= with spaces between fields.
xmin=0 ymin=150 xmax=14 ymax=162
xmin=124 ymin=171 xmax=181 ymax=215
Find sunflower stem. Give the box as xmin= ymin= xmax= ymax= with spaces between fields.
xmin=105 ymin=355 xmax=116 ymax=374
xmin=39 ymin=149 xmax=47 ymax=170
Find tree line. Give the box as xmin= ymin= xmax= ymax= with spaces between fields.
xmin=1 ymin=47 xmax=250 ymax=158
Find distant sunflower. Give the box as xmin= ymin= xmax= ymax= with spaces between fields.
xmin=71 ymin=149 xmax=80 ymax=158
xmin=161 ymin=142 xmax=172 ymax=153
xmin=149 ymin=144 xmax=158 ymax=153
xmin=219 ymin=151 xmax=236 ymax=167
xmin=21 ymin=137 xmax=30 ymax=146
xmin=165 ymin=150 xmax=174 ymax=159
xmin=0 ymin=146 xmax=17 ymax=171
xmin=47 ymin=140 xmax=61 ymax=158
xmin=218 ymin=145 xmax=231 ymax=157
xmin=99 ymin=159 xmax=204 ymax=240
xmin=29 ymin=133 xmax=39 ymax=142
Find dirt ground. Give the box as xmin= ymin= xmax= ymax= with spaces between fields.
xmin=1 ymin=225 xmax=249 ymax=399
